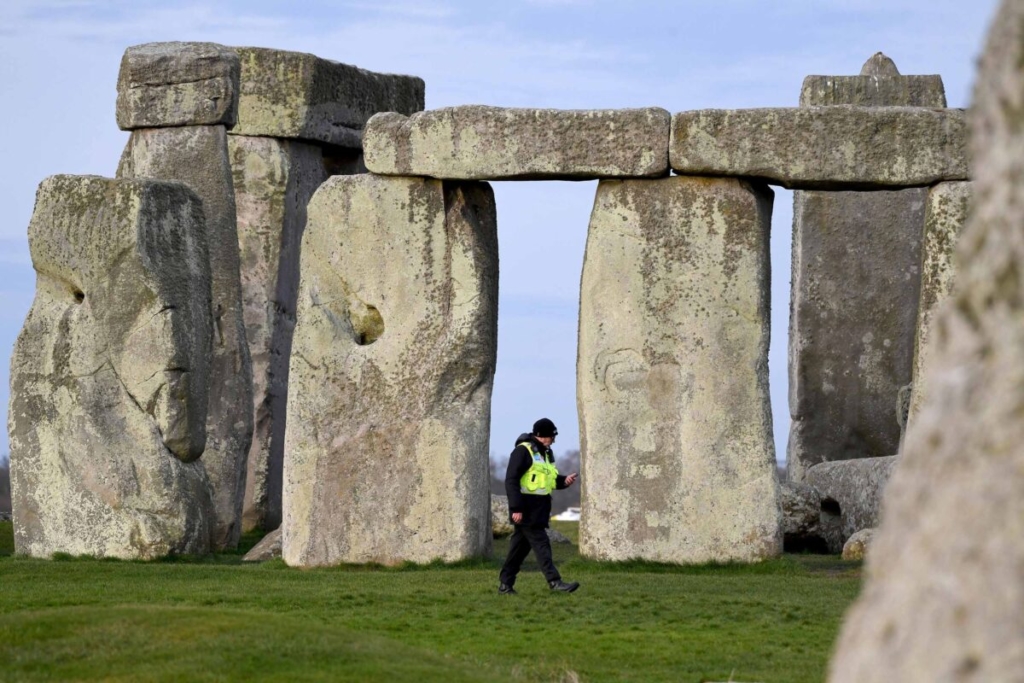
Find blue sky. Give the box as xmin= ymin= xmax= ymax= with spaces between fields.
xmin=0 ymin=0 xmax=999 ymax=464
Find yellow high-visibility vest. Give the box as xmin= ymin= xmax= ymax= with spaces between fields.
xmin=519 ymin=442 xmax=558 ymax=495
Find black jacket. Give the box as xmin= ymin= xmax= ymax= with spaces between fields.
xmin=505 ymin=433 xmax=568 ymax=529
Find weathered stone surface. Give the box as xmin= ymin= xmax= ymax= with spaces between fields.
xmin=9 ymin=175 xmax=213 ymax=559
xmin=787 ymin=59 xmax=942 ymax=480
xmin=670 ymin=107 xmax=968 ymax=189
xmin=283 ymin=174 xmax=498 ymax=567
xmin=787 ymin=189 xmax=926 ymax=479
xmin=804 ymin=456 xmax=897 ymax=553
xmin=227 ymin=136 xmax=329 ymax=533
xmin=780 ymin=481 xmax=827 ymax=553
xmin=241 ymin=526 xmax=281 ymax=562
xmin=841 ymin=529 xmax=874 ymax=561
xmin=907 ymin=181 xmax=974 ymax=425
xmin=490 ymin=495 xmax=514 ymax=538
xmin=829 ymin=4 xmax=1024 ymax=679
xmin=578 ymin=176 xmax=781 ymax=564
xmin=800 ymin=53 xmax=947 ymax=108
xmin=117 ymin=42 xmax=240 ymax=130
xmin=364 ymin=106 xmax=670 ymax=180
xmin=120 ymin=126 xmax=254 ymax=550
xmin=231 ymin=47 xmax=424 ymax=148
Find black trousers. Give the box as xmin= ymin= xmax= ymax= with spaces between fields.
xmin=499 ymin=525 xmax=560 ymax=586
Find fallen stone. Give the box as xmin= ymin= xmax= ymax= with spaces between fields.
xmin=117 ymin=42 xmax=240 ymax=129
xmin=9 ymin=175 xmax=213 ymax=559
xmin=841 ymin=529 xmax=874 ymax=561
xmin=232 ymin=47 xmax=424 ymax=148
xmin=578 ymin=176 xmax=781 ymax=564
xmin=908 ymin=181 xmax=974 ymax=425
xmin=282 ymin=174 xmax=498 ymax=567
xmin=364 ymin=106 xmax=670 ymax=180
xmin=227 ymin=136 xmax=330 ymax=533
xmin=120 ymin=126 xmax=254 ymax=551
xmin=490 ymin=495 xmax=514 ymax=538
xmin=829 ymin=4 xmax=1024 ymax=678
xmin=242 ymin=527 xmax=282 ymax=562
xmin=780 ymin=481 xmax=827 ymax=553
xmin=670 ymin=106 xmax=968 ymax=190
xmin=804 ymin=456 xmax=897 ymax=553
xmin=786 ymin=52 xmax=943 ymax=481
xmin=547 ymin=528 xmax=571 ymax=545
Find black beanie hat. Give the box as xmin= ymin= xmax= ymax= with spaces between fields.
xmin=532 ymin=418 xmax=558 ymax=437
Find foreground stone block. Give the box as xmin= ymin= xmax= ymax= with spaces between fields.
xmin=283 ymin=174 xmax=498 ymax=567
xmin=804 ymin=456 xmax=898 ymax=553
xmin=9 ymin=175 xmax=213 ymax=559
xmin=670 ymin=106 xmax=967 ymax=189
xmin=364 ymin=106 xmax=670 ymax=180
xmin=227 ymin=136 xmax=329 ymax=533
xmin=908 ymin=181 xmax=974 ymax=424
xmin=578 ymin=176 xmax=781 ymax=564
xmin=117 ymin=42 xmax=240 ymax=129
xmin=788 ymin=55 xmax=945 ymax=479
xmin=120 ymin=126 xmax=254 ymax=550
xmin=232 ymin=47 xmax=425 ymax=148
xmin=829 ymin=3 xmax=1024 ymax=679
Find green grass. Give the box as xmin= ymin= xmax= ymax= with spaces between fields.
xmin=0 ymin=521 xmax=861 ymax=682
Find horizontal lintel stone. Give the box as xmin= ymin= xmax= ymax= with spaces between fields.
xmin=670 ymin=106 xmax=968 ymax=190
xmin=364 ymin=105 xmax=671 ymax=180
xmin=231 ymin=47 xmax=425 ymax=148
xmin=117 ymin=42 xmax=240 ymax=129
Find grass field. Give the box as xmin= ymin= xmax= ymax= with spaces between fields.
xmin=0 ymin=521 xmax=861 ymax=682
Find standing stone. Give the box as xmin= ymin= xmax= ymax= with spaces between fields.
xmin=119 ymin=126 xmax=254 ymax=550
xmin=116 ymin=42 xmax=240 ymax=129
xmin=578 ymin=176 xmax=781 ymax=564
xmin=9 ymin=175 xmax=213 ymax=559
xmin=283 ymin=174 xmax=497 ymax=567
xmin=907 ymin=181 xmax=974 ymax=424
xmin=365 ymin=106 xmax=670 ymax=180
xmin=228 ymin=136 xmax=329 ymax=532
xmin=787 ymin=57 xmax=947 ymax=481
xmin=829 ymin=4 xmax=1024 ymax=679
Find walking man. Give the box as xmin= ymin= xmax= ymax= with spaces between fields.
xmin=499 ymin=418 xmax=580 ymax=594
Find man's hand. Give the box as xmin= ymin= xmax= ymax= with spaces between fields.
xmin=565 ymin=472 xmax=578 ymax=486
xmin=512 ymin=512 xmax=523 ymax=524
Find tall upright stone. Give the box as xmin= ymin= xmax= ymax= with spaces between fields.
xmin=117 ymin=42 xmax=254 ymax=550
xmin=283 ymin=174 xmax=497 ymax=567
xmin=829 ymin=5 xmax=1024 ymax=679
xmin=578 ymin=176 xmax=781 ymax=564
xmin=907 ymin=181 xmax=973 ymax=424
xmin=9 ymin=175 xmax=213 ymax=559
xmin=226 ymin=48 xmax=425 ymax=532
xmin=787 ymin=56 xmax=947 ymax=481
xmin=228 ymin=136 xmax=328 ymax=532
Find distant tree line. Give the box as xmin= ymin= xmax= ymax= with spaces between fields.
xmin=489 ymin=449 xmax=580 ymax=515
xmin=0 ymin=454 xmax=10 ymax=514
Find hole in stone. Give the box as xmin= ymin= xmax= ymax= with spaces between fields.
xmin=821 ymin=497 xmax=841 ymax=519
xmin=73 ymin=289 xmax=85 ymax=304
xmin=350 ymin=303 xmax=384 ymax=345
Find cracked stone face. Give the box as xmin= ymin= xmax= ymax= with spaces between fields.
xmin=8 ymin=175 xmax=215 ymax=559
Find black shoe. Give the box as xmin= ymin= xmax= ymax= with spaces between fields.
xmin=549 ymin=580 xmax=580 ymax=593
xmin=498 ymin=583 xmax=518 ymax=595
